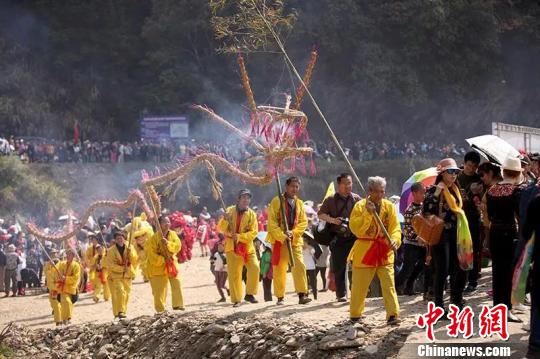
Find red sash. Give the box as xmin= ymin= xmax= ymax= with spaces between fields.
xmin=234 ymin=212 xmax=249 ymax=263
xmin=360 ymin=237 xmax=391 ymax=267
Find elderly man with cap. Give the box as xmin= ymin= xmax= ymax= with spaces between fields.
xmin=44 ymin=248 xmax=62 ymax=326
xmin=145 ymin=216 xmax=184 ymax=313
xmin=56 ymin=248 xmax=82 ymax=325
xmin=217 ymin=189 xmax=260 ymax=307
xmin=103 ymin=230 xmax=138 ymax=319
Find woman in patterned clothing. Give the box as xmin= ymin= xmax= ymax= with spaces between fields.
xmin=486 ymin=157 xmax=523 ymax=323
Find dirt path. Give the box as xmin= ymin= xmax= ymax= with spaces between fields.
xmin=0 ymin=257 xmax=530 ymax=357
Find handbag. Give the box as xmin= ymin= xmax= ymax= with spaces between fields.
xmin=314 ymin=221 xmax=333 ymax=246
xmin=412 ymin=214 xmax=444 ymax=246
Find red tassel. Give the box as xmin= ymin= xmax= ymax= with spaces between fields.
xmin=165 ymin=259 xmax=178 ymax=278
xmin=309 ymin=155 xmax=317 ymax=176
xmin=300 ymin=156 xmax=306 ymax=175
xmin=235 ymin=242 xmax=249 ymax=263
xmin=271 ymin=241 xmax=282 ymax=266
xmin=290 ymin=157 xmax=296 ymax=172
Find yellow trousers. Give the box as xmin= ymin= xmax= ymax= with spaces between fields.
xmin=226 ymin=251 xmax=260 ymax=303
xmin=92 ymin=276 xmax=110 ymax=301
xmin=350 ymin=263 xmax=400 ymax=319
xmin=60 ymin=294 xmax=73 ymax=322
xmin=109 ymin=278 xmax=132 ymax=317
xmin=273 ymin=243 xmax=307 ymax=298
xmin=149 ymin=275 xmax=184 ymax=313
xmin=49 ymin=295 xmax=61 ymax=324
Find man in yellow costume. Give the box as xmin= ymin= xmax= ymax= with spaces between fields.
xmin=90 ymin=244 xmax=110 ymax=302
xmin=104 ymin=230 xmax=138 ymax=319
xmin=348 ymin=176 xmax=401 ymax=325
xmin=124 ymin=213 xmax=153 ymax=282
xmin=44 ymin=249 xmax=61 ymax=326
xmin=84 ymin=234 xmax=99 ymax=294
xmin=56 ymin=248 xmax=82 ymax=325
xmin=267 ymin=176 xmax=311 ymax=305
xmin=145 ymin=216 xmax=184 ymax=313
xmin=217 ymin=189 xmax=260 ymax=307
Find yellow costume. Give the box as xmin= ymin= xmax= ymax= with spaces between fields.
xmin=84 ymin=245 xmax=98 ymax=282
xmin=90 ymin=252 xmax=110 ymax=302
xmin=103 ymin=244 xmax=138 ymax=317
xmin=267 ymin=195 xmax=308 ymax=299
xmin=44 ymin=261 xmax=61 ymax=324
xmin=348 ymin=198 xmax=402 ymax=319
xmin=145 ymin=230 xmax=184 ymax=312
xmin=217 ymin=206 xmax=260 ymax=304
xmin=56 ymin=260 xmax=82 ymax=322
xmin=124 ymin=214 xmax=153 ymax=281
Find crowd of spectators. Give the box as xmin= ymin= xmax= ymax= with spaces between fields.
xmin=0 ymin=135 xmax=466 ymax=164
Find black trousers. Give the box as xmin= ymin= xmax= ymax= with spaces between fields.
xmin=467 ymin=218 xmax=482 ymax=287
xmin=432 ymin=228 xmax=467 ymax=309
xmin=530 ymin=246 xmax=540 ymax=351
xmin=316 ymin=266 xmax=327 ymax=289
xmin=489 ymin=225 xmax=517 ymax=310
xmin=330 ymin=236 xmax=355 ymax=298
xmin=306 ymin=270 xmax=317 ymax=299
xmin=262 ymin=278 xmax=272 ymax=302
xmin=396 ymin=244 xmax=431 ymax=294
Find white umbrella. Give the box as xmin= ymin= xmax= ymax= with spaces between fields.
xmin=58 ymin=214 xmax=78 ymax=221
xmin=466 ymin=135 xmax=521 ymax=165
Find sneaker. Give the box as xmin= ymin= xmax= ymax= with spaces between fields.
xmin=232 ymin=302 xmax=240 ymax=308
xmin=508 ymin=312 xmax=523 ymax=323
xmin=299 ymin=294 xmax=312 ymax=305
xmin=337 ymin=297 xmax=347 ymax=303
xmin=276 ymin=297 xmax=284 ymax=305
xmin=319 ymin=289 xmax=328 ymax=293
xmin=217 ymin=297 xmax=226 ymax=303
xmin=463 ymin=285 xmax=477 ymax=294
xmin=226 ymin=288 xmax=230 ymax=296
xmin=244 ymin=295 xmax=259 ymax=304
xmin=93 ymin=297 xmax=99 ymax=303
xmin=118 ymin=312 xmax=127 ymax=319
xmin=173 ymin=307 xmax=185 ymax=311
xmin=387 ymin=316 xmax=401 ymax=326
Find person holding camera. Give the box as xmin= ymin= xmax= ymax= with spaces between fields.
xmin=318 ymin=173 xmax=361 ymax=302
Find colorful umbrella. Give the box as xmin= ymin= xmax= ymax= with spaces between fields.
xmin=399 ymin=167 xmax=438 ymax=214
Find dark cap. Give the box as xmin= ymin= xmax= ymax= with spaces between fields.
xmin=530 ymin=153 xmax=540 ymax=162
xmin=113 ymin=230 xmax=127 ymax=239
xmin=238 ymin=189 xmax=252 ymax=199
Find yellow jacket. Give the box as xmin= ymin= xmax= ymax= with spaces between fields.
xmin=56 ymin=260 xmax=82 ymax=295
xmin=44 ymin=261 xmax=59 ymax=293
xmin=103 ymin=244 xmax=138 ymax=280
xmin=145 ymin=230 xmax=181 ymax=277
xmin=217 ymin=206 xmax=258 ymax=253
xmin=348 ymin=198 xmax=402 ymax=268
xmin=89 ymin=252 xmax=109 ymax=281
xmin=267 ymin=195 xmax=307 ymax=247
xmin=84 ymin=245 xmax=98 ymax=266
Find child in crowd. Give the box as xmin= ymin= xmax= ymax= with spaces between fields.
xmin=211 ymin=241 xmax=228 ymax=302
xmin=303 ymin=239 xmax=317 ymax=300
xmin=259 ymin=241 xmax=273 ymax=302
